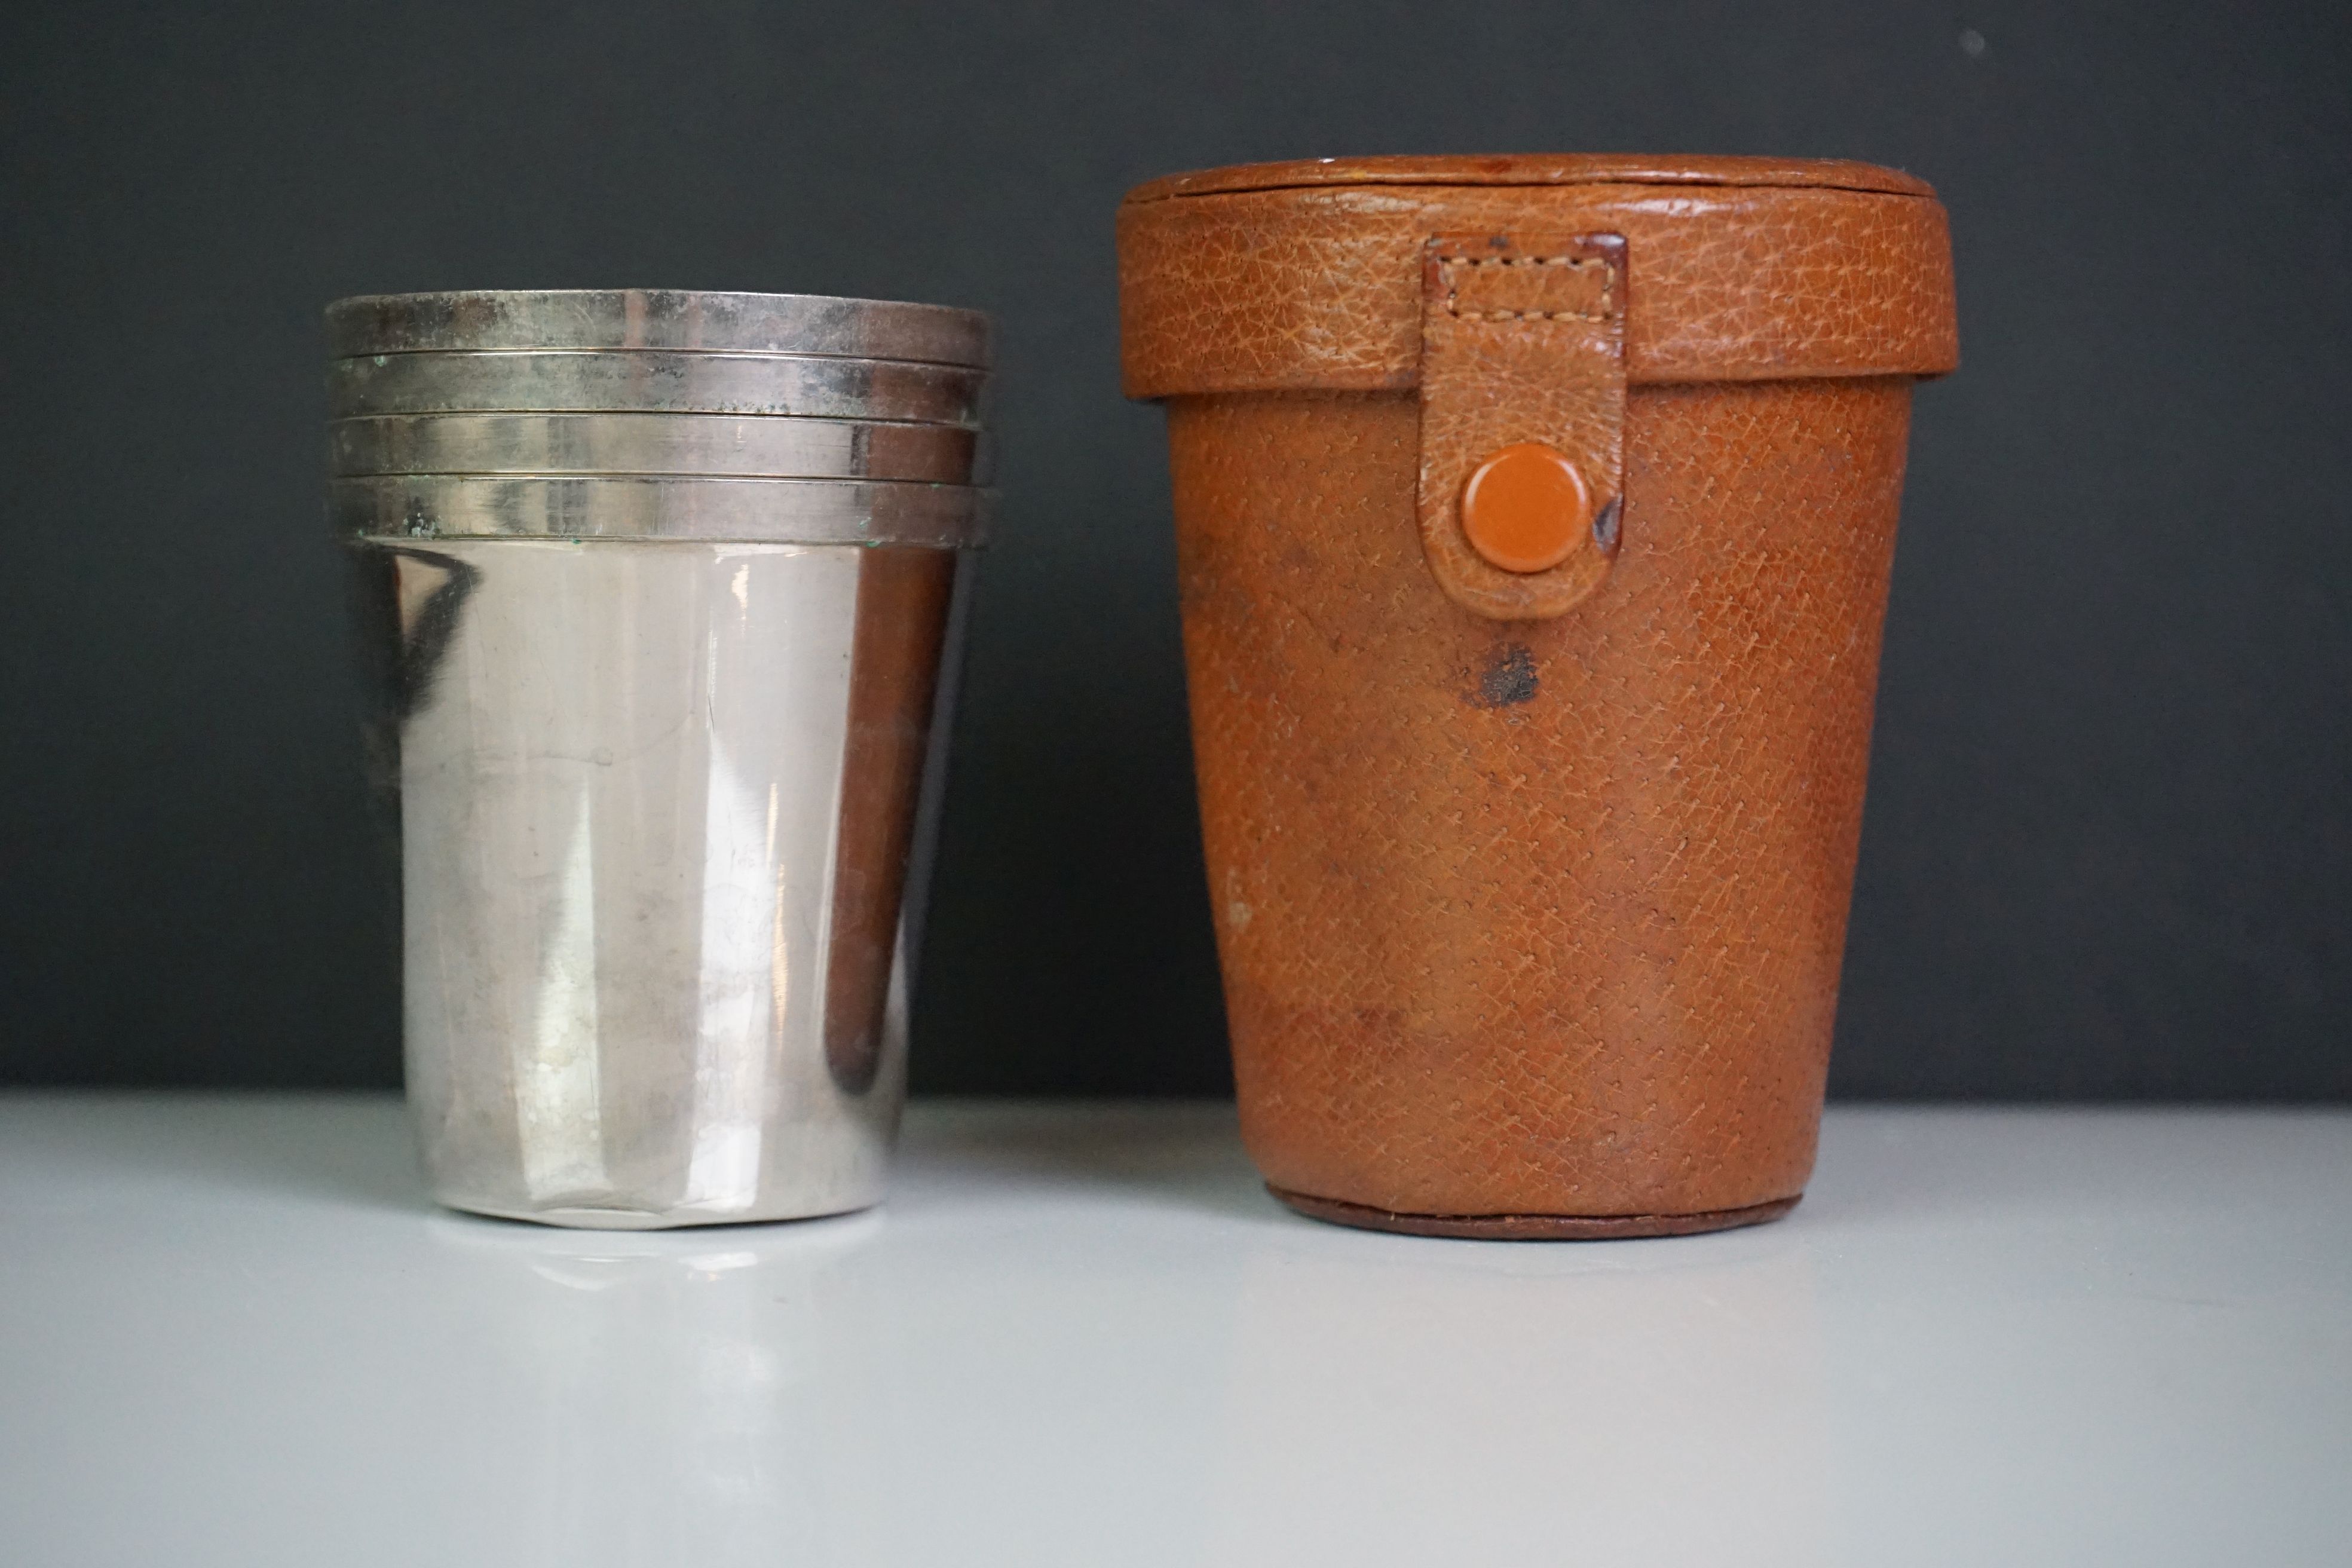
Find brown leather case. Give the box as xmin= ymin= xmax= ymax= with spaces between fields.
xmin=1117 ymin=155 xmax=1959 ymax=1238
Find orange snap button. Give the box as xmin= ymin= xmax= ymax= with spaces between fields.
xmin=1459 ymin=442 xmax=1594 ymax=574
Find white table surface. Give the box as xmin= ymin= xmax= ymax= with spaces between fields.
xmin=2 ymin=1096 xmax=2346 ymax=1567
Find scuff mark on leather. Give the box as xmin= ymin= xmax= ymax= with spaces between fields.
xmin=1468 ymin=642 xmax=1538 ymax=708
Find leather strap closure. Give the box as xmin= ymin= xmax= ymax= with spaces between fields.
xmin=1418 ymin=234 xmax=1625 ymax=620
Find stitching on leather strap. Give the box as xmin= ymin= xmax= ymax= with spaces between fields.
xmin=1417 ymin=235 xmax=1626 ymax=620
xmin=1438 ymin=253 xmax=1614 ymax=321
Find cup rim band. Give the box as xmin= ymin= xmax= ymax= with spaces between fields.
xmin=327 ymin=412 xmax=981 ymax=483
xmin=326 ymin=290 xmax=992 ymax=368
xmin=331 ymin=474 xmax=991 ymax=548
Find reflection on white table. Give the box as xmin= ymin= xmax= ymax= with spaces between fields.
xmin=1 ymin=1097 xmax=2346 ymax=1567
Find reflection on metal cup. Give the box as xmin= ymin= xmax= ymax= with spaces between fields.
xmin=335 ymin=290 xmax=988 ymax=1228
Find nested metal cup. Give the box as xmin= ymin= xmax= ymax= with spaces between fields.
xmin=325 ymin=287 xmax=994 ymax=363
xmin=333 ymin=290 xmax=989 ymax=1229
xmin=327 ymin=350 xmax=987 ymax=422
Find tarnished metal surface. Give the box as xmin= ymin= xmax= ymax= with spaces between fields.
xmin=327 ymin=289 xmax=990 ymax=366
xmin=330 ymin=412 xmax=981 ymax=483
xmin=330 ymin=474 xmax=988 ymax=546
xmin=328 ymin=351 xmax=986 ymax=423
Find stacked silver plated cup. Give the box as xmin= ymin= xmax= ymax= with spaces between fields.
xmin=329 ymin=289 xmax=990 ymax=1229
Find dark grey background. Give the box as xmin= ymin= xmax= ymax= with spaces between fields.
xmin=3 ymin=1 xmax=2345 ymax=1097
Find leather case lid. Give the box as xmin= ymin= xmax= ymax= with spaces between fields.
xmin=1125 ymin=153 xmax=1938 ymax=202
xmin=1118 ymin=155 xmax=1958 ymax=395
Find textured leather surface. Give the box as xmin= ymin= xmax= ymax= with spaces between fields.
xmin=1123 ymin=158 xmax=1952 ymax=1232
xmin=1163 ymin=379 xmax=1916 ymax=1224
xmin=1118 ymin=178 xmax=1957 ymax=395
xmin=1417 ymin=234 xmax=1624 ymax=619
